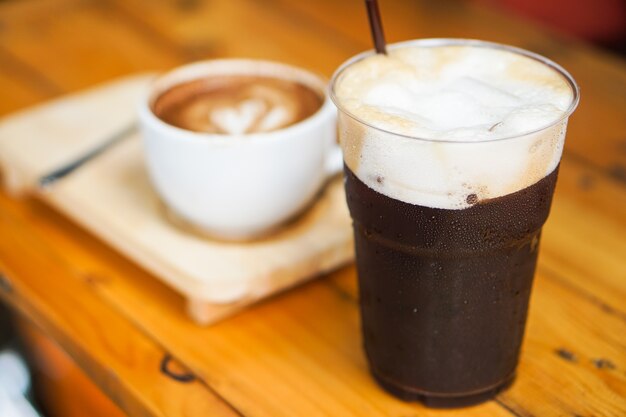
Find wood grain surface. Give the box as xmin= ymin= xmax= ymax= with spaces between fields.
xmin=0 ymin=0 xmax=625 ymax=416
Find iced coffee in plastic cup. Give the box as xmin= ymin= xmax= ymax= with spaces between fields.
xmin=330 ymin=39 xmax=579 ymax=407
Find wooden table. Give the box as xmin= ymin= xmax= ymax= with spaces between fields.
xmin=0 ymin=0 xmax=625 ymax=416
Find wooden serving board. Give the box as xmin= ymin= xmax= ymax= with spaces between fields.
xmin=0 ymin=74 xmax=354 ymax=325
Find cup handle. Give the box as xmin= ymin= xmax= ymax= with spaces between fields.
xmin=325 ymin=142 xmax=344 ymax=178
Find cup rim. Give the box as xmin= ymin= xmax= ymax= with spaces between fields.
xmin=329 ymin=38 xmax=580 ymax=144
xmin=139 ymin=58 xmax=335 ymax=144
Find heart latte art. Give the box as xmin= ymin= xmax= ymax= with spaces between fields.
xmin=153 ymin=76 xmax=323 ymax=134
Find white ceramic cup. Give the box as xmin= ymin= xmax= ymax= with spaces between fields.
xmin=138 ymin=59 xmax=341 ymax=240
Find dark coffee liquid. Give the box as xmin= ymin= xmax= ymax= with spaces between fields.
xmin=345 ymin=165 xmax=559 ymax=407
xmin=153 ymin=76 xmax=323 ymax=134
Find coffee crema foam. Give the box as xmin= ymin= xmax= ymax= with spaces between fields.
xmin=333 ymin=42 xmax=576 ymax=210
xmin=153 ymin=76 xmax=322 ymax=134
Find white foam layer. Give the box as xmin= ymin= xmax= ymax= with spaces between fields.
xmin=333 ymin=41 xmax=576 ymax=209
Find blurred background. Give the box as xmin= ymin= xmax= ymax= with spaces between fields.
xmin=476 ymin=0 xmax=626 ymax=54
xmin=0 ymin=0 xmax=624 ymax=416
xmin=0 ymin=0 xmax=625 ymax=117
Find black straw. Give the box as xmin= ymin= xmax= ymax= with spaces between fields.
xmin=365 ymin=0 xmax=387 ymax=54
